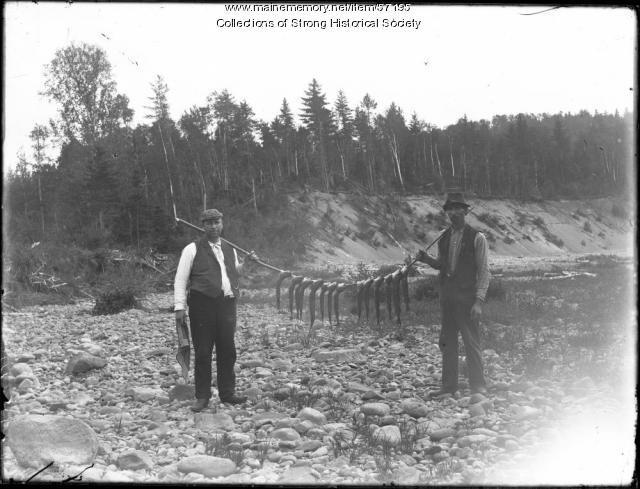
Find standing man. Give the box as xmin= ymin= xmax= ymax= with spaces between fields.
xmin=174 ymin=208 xmax=257 ymax=411
xmin=416 ymin=192 xmax=491 ymax=397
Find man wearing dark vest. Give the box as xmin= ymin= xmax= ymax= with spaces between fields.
xmin=174 ymin=208 xmax=257 ymax=412
xmin=416 ymin=192 xmax=491 ymax=397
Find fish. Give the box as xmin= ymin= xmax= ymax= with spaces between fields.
xmin=296 ymin=278 xmax=313 ymax=319
xmin=373 ymin=276 xmax=385 ymax=326
xmin=275 ymin=271 xmax=292 ymax=310
xmin=308 ymin=279 xmax=324 ymax=329
xmin=288 ymin=275 xmax=304 ymax=319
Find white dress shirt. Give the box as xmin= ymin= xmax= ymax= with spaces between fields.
xmin=174 ymin=240 xmax=239 ymax=311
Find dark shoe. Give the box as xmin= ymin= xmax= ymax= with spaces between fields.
xmin=429 ymin=388 xmax=457 ymax=399
xmin=190 ymin=398 xmax=210 ymax=412
xmin=471 ymin=386 xmax=488 ymax=395
xmin=220 ymin=395 xmax=247 ymax=405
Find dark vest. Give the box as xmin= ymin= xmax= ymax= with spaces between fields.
xmin=438 ymin=224 xmax=478 ymax=300
xmin=189 ymin=238 xmax=239 ymax=299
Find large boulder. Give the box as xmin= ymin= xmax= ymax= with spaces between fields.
xmin=7 ymin=415 xmax=99 ymax=468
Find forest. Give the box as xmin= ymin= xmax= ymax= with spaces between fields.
xmin=5 ymin=42 xmax=632 ymax=253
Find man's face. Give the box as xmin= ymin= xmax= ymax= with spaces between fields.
xmin=203 ymin=218 xmax=223 ymax=241
xmin=445 ymin=205 xmax=468 ymax=227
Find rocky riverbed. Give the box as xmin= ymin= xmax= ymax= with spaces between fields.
xmin=1 ymin=286 xmax=635 ymax=485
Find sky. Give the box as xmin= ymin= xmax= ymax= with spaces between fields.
xmin=3 ymin=3 xmax=636 ymax=174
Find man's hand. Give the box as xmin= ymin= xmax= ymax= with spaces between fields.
xmin=416 ymin=249 xmax=438 ymax=268
xmin=175 ymin=310 xmax=186 ymax=324
xmin=247 ymin=250 xmax=259 ymax=262
xmin=471 ymin=300 xmax=483 ymax=321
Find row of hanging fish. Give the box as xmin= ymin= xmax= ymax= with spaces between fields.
xmin=274 ymin=266 xmax=412 ymax=329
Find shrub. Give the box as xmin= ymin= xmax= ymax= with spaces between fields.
xmin=413 ymin=277 xmax=439 ymax=300
xmin=486 ymin=278 xmax=507 ymax=301
xmin=583 ymin=221 xmax=592 ymax=233
xmin=92 ymin=286 xmax=139 ymax=315
xmin=503 ymin=236 xmax=515 ymax=245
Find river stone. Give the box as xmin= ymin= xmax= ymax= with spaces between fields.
xmin=271 ymin=358 xmax=294 ymax=371
xmin=242 ymin=386 xmax=263 ymax=401
xmin=169 ymin=384 xmax=195 ymax=401
xmin=299 ymin=439 xmax=324 ymax=452
xmin=10 ymin=363 xmax=34 ymax=377
xmin=116 ymin=450 xmax=153 ymax=470
xmin=252 ymin=411 xmax=288 ymax=427
xmin=177 ymin=455 xmax=236 ymax=478
xmin=360 ymin=402 xmax=391 ymax=416
xmin=429 ymin=427 xmax=457 ymax=441
xmin=278 ymin=465 xmax=317 ymax=483
xmin=195 ymin=412 xmax=236 ymax=431
xmin=400 ymin=399 xmax=429 ymax=418
xmin=512 ymin=405 xmax=541 ymax=420
xmin=469 ymin=403 xmax=486 ymax=417
xmin=125 ymin=387 xmax=165 ymax=402
xmin=65 ymin=353 xmax=107 ymax=375
xmin=374 ymin=425 xmax=401 ymax=446
xmin=297 ymin=407 xmax=326 ymax=425
xmin=470 ymin=392 xmax=488 ymax=404
xmin=394 ymin=466 xmax=420 ymax=484
xmin=312 ymin=349 xmax=360 ymax=362
xmin=271 ymin=428 xmax=301 ymax=442
xmin=241 ymin=358 xmax=266 ymax=368
xmin=274 ymin=417 xmax=298 ymax=429
xmin=7 ymin=415 xmax=99 ymax=468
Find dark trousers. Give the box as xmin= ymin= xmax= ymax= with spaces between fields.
xmin=439 ymin=294 xmax=486 ymax=391
xmin=187 ymin=290 xmax=237 ymax=400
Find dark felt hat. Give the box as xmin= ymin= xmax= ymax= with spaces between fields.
xmin=443 ymin=192 xmax=470 ymax=210
xmin=200 ymin=208 xmax=223 ymax=222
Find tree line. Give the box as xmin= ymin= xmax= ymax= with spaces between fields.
xmin=5 ymin=43 xmax=632 ymax=251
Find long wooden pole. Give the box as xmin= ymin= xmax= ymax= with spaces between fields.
xmin=175 ymin=217 xmax=284 ymax=273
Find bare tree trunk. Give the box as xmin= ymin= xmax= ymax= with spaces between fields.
xmin=37 ymin=173 xmax=45 ymax=236
xmin=434 ymin=142 xmax=443 ymax=177
xmin=252 ymin=178 xmax=258 ymax=216
xmin=336 ymin=141 xmax=347 ymax=180
xmin=390 ymin=132 xmax=405 ymax=191
xmin=449 ymin=136 xmax=456 ymax=177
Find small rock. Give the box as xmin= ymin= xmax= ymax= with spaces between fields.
xmin=374 ymin=425 xmax=401 ymax=446
xmin=361 ymin=402 xmax=391 ymax=417
xmin=297 ymin=407 xmax=326 ymax=425
xmin=177 ymin=455 xmax=236 ymax=478
xmin=168 ymin=384 xmax=195 ymax=401
xmin=195 ymin=412 xmax=236 ymax=431
xmin=429 ymin=428 xmax=457 ymax=441
xmin=65 ymin=353 xmax=107 ymax=375
xmin=469 ymin=403 xmax=485 ymax=417
xmin=116 ymin=450 xmax=153 ymax=470
xmin=401 ymin=399 xmax=429 ymax=418
xmin=312 ymin=349 xmax=361 ymax=362
xmin=271 ymin=428 xmax=301 ymax=442
xmin=278 ymin=465 xmax=317 ymax=483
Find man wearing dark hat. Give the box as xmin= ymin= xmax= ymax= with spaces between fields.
xmin=174 ymin=208 xmax=258 ymax=411
xmin=415 ymin=192 xmax=491 ymax=397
